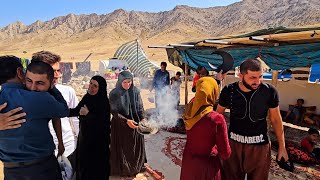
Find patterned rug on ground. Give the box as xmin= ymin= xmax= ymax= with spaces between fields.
xmin=162 ymin=133 xmax=320 ymax=179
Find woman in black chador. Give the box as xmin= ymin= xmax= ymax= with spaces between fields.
xmin=109 ymin=71 xmax=146 ymax=177
xmin=69 ymin=75 xmax=110 ymax=180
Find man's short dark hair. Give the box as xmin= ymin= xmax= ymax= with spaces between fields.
xmin=26 ymin=61 xmax=54 ymax=82
xmin=160 ymin=62 xmax=167 ymax=67
xmin=176 ymin=71 xmax=181 ymax=76
xmin=196 ymin=66 xmax=209 ymax=76
xmin=0 ymin=56 xmax=22 ymax=85
xmin=297 ymin=98 xmax=305 ymax=104
xmin=308 ymin=128 xmax=319 ymax=135
xmin=32 ymin=51 xmax=61 ymax=64
xmin=240 ymin=59 xmax=262 ymax=74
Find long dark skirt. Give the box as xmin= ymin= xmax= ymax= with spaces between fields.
xmin=110 ymin=116 xmax=146 ymax=176
xmin=75 ymin=127 xmax=110 ymax=180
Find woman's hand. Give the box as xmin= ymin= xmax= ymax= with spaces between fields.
xmin=216 ymin=70 xmax=224 ymax=81
xmin=127 ymin=119 xmax=138 ymax=129
xmin=80 ymin=105 xmax=89 ymax=116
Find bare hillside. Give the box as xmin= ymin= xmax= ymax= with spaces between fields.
xmin=0 ymin=0 xmax=319 ymax=70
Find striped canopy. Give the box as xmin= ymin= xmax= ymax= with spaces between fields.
xmin=114 ymin=40 xmax=159 ymax=77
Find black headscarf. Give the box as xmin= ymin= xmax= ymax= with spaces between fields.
xmin=78 ymin=75 xmax=109 ymax=114
xmin=113 ymin=71 xmax=141 ymax=122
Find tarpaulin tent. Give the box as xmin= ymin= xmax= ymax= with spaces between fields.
xmin=309 ymin=63 xmax=320 ymax=83
xmin=263 ymin=70 xmax=292 ymax=81
xmin=114 ymin=40 xmax=159 ymax=77
xmin=149 ymin=26 xmax=320 ymax=104
xmin=160 ymin=26 xmax=320 ymax=71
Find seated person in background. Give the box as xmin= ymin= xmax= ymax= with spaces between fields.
xmin=284 ymin=98 xmax=305 ymax=123
xmin=301 ymin=128 xmax=320 ymax=159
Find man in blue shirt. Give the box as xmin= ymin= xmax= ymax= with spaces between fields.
xmin=0 ymin=56 xmax=68 ymax=180
xmin=150 ymin=61 xmax=170 ymax=109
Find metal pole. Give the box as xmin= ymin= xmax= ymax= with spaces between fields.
xmin=184 ymin=63 xmax=189 ymax=107
xmin=136 ymin=39 xmax=139 ymax=76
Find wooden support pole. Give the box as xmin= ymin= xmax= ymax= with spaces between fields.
xmin=184 ymin=64 xmax=189 ymax=106
xmin=271 ymin=70 xmax=278 ymax=87
xmin=144 ymin=163 xmax=164 ymax=180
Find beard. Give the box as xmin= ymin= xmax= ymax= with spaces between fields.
xmin=242 ymin=78 xmax=259 ymax=91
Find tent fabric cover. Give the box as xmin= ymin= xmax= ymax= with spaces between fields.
xmin=309 ymin=63 xmax=320 ymax=83
xmin=211 ymin=26 xmax=320 ymax=40
xmin=114 ymin=40 xmax=159 ymax=77
xmin=166 ymin=26 xmax=320 ymax=71
xmin=176 ymin=42 xmax=320 ymax=71
xmin=263 ymin=70 xmax=292 ymax=80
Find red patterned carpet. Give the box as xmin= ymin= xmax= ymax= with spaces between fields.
xmin=146 ymin=109 xmax=320 ymax=179
xmin=161 ymin=130 xmax=320 ymax=179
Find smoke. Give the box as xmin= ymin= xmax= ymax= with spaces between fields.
xmin=147 ymin=86 xmax=180 ymax=128
xmin=138 ymin=77 xmax=151 ymax=90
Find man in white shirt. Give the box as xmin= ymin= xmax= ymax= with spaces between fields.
xmin=32 ymin=51 xmax=79 ymax=161
xmin=49 ymin=84 xmax=79 ymax=157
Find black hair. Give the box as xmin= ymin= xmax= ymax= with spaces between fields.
xmin=297 ymin=98 xmax=305 ymax=104
xmin=0 ymin=56 xmax=22 ymax=85
xmin=308 ymin=128 xmax=319 ymax=135
xmin=176 ymin=71 xmax=182 ymax=76
xmin=240 ymin=59 xmax=262 ymax=74
xmin=26 ymin=61 xmax=54 ymax=82
xmin=160 ymin=62 xmax=167 ymax=67
xmin=196 ymin=66 xmax=204 ymax=73
xmin=196 ymin=66 xmax=209 ymax=76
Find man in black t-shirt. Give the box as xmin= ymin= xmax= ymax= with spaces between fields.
xmin=216 ymin=59 xmax=288 ymax=180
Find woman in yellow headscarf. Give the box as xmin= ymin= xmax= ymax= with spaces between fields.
xmin=180 ymin=77 xmax=231 ymax=180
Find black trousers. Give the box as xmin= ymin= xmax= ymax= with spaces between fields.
xmin=4 ymin=155 xmax=62 ymax=180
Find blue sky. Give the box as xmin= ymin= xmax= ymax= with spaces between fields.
xmin=0 ymin=0 xmax=240 ymax=28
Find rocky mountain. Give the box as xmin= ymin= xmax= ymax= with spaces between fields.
xmin=0 ymin=0 xmax=319 ymax=65
xmin=1 ymin=0 xmax=320 ymax=38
